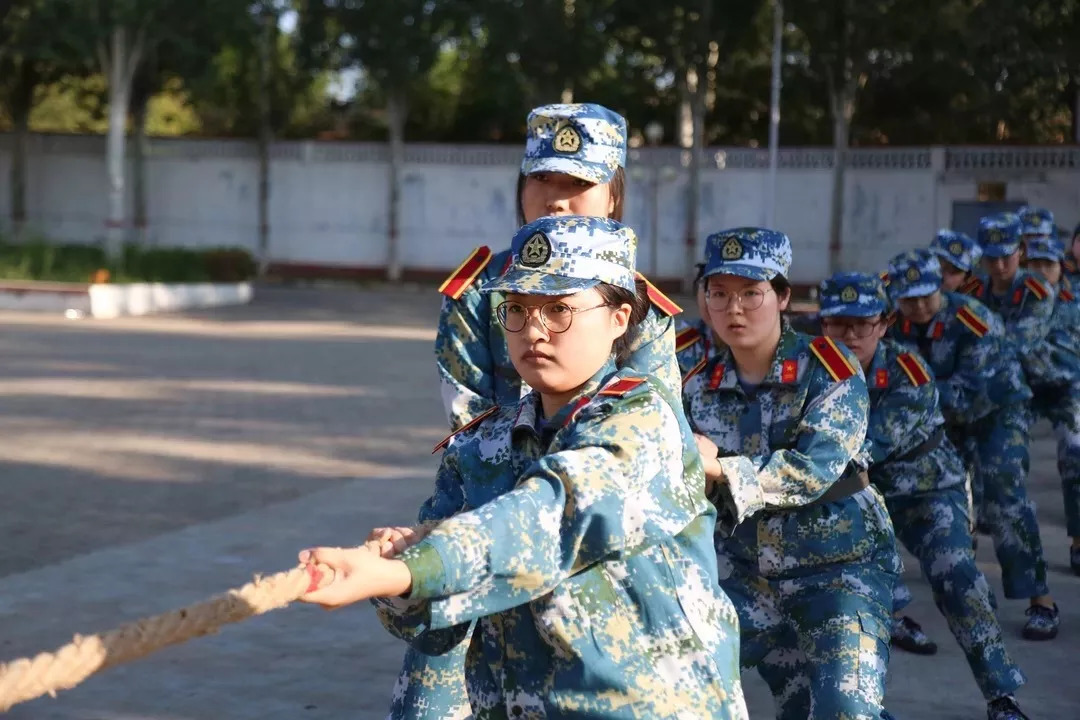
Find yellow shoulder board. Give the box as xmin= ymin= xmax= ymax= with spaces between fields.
xmin=432 ymin=406 xmax=499 ymax=454
xmin=809 ymin=336 xmax=857 ymax=382
xmin=438 ymin=246 xmax=494 ymax=300
xmin=636 ymin=272 xmax=683 ymax=316
xmin=896 ymin=352 xmax=931 ymax=386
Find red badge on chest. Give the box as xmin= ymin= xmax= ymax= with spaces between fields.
xmin=902 ymin=319 xmax=912 ymax=335
xmin=932 ymin=322 xmax=944 ymax=340
xmin=781 ymin=359 xmax=798 ymax=384
xmin=875 ymin=368 xmax=889 ymax=389
xmin=709 ymin=363 xmax=726 ymax=390
xmin=1012 ymin=289 xmax=1023 ymax=305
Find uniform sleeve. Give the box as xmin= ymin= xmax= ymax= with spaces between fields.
xmin=1002 ymin=286 xmax=1055 ymax=356
xmin=372 ymin=452 xmax=472 ymax=654
xmin=396 ymin=391 xmax=701 ymax=630
xmin=626 ymin=311 xmax=682 ymax=399
xmin=866 ymin=377 xmax=941 ymax=487
xmin=435 ymin=288 xmax=497 ymax=431
xmin=714 ymin=367 xmax=869 ymax=522
xmin=937 ymin=331 xmax=995 ymax=423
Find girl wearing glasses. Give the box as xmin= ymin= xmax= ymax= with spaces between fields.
xmin=684 ymin=228 xmax=898 ymax=718
xmin=300 ymin=216 xmax=747 ymax=719
xmin=819 ymin=272 xmax=1028 ymax=720
xmin=397 ymin=103 xmax=683 ymax=720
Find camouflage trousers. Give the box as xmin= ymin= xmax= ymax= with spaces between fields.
xmin=386 ymin=642 xmax=471 ymax=720
xmin=1031 ymin=387 xmax=1080 ymax=537
xmin=954 ymin=405 xmax=1050 ymax=598
xmin=721 ymin=558 xmax=896 ymax=719
xmin=889 ymin=488 xmax=1026 ymax=700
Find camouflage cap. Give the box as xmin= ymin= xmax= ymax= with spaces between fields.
xmin=702 ymin=227 xmax=792 ymax=282
xmin=521 ymin=103 xmax=627 ymax=185
xmin=481 ymin=215 xmax=636 ymax=296
xmin=888 ymin=249 xmax=942 ymax=300
xmin=928 ymin=229 xmax=982 ymax=273
xmin=1025 ymin=233 xmax=1066 ymax=263
xmin=1018 ymin=206 xmax=1055 ymax=237
xmin=818 ymin=272 xmax=889 ymax=318
xmin=977 ymin=212 xmax=1022 ymax=258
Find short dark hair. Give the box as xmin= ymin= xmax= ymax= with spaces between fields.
xmin=515 ymin=167 xmax=626 ymax=225
xmin=595 ymin=276 xmax=649 ymax=365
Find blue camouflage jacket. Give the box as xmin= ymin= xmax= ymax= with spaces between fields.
xmin=683 ymin=325 xmax=894 ymax=575
xmin=889 ymin=291 xmax=1030 ymax=424
xmin=376 ymin=363 xmax=747 ymax=719
xmin=863 ymin=338 xmax=966 ymax=497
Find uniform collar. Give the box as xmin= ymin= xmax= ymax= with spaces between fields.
xmin=515 ymin=357 xmax=619 ymax=433
xmin=866 ymin=342 xmax=890 ymax=390
xmin=708 ymin=321 xmax=801 ymax=390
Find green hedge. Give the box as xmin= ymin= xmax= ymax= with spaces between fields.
xmin=0 ymin=242 xmax=257 ymax=283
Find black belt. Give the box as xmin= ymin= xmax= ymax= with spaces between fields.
xmin=893 ymin=427 xmax=945 ymax=463
xmin=812 ymin=465 xmax=870 ymax=505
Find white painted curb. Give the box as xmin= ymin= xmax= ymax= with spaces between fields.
xmin=88 ymin=282 xmax=254 ymax=318
xmin=0 ymin=282 xmax=253 ymax=318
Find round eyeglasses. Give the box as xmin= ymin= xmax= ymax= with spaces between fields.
xmin=821 ymin=317 xmax=882 ymax=339
xmin=495 ymin=300 xmax=611 ymax=333
xmin=705 ymin=287 xmax=773 ymax=312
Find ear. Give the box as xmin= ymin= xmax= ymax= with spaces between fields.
xmin=776 ymin=287 xmax=792 ymax=312
xmin=610 ymin=302 xmax=632 ymax=338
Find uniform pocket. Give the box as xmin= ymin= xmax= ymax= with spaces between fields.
xmin=855 ymin=609 xmax=890 ymax=708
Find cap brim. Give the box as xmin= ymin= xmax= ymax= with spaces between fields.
xmin=981 ymin=243 xmax=1019 ymax=258
xmin=480 ymin=267 xmax=599 ymax=296
xmin=703 ymin=264 xmax=778 ymax=282
xmin=892 ymin=282 xmax=939 ymax=299
xmin=521 ymin=157 xmax=615 ymax=184
xmin=1025 ymin=251 xmax=1061 ymax=262
xmin=818 ymin=304 xmax=885 ymax=318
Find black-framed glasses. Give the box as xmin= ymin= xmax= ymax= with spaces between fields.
xmin=821 ymin=317 xmax=882 ymax=339
xmin=705 ymin=287 xmax=773 ymax=312
xmin=495 ymin=300 xmax=611 ymax=333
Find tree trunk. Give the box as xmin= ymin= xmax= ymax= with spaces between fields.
xmin=685 ymin=64 xmax=706 ymax=293
xmin=827 ymin=86 xmax=852 ymax=275
xmin=257 ymin=9 xmax=274 ymax=274
xmin=105 ymin=26 xmax=131 ymax=260
xmin=386 ymin=90 xmax=407 ymax=282
xmin=11 ymin=95 xmax=30 ymax=245
xmin=132 ymin=90 xmax=150 ymax=246
xmin=1073 ymin=81 xmax=1080 ymax=144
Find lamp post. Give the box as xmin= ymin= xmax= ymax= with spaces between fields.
xmin=644 ymin=121 xmax=663 ymax=277
xmin=766 ymin=0 xmax=783 ymax=228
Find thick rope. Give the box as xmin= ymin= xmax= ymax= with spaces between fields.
xmin=0 ymin=563 xmax=333 ymax=712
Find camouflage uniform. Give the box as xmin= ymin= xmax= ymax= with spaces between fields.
xmin=820 ymin=272 xmax=1025 ymax=702
xmin=674 ymin=317 xmax=718 ymax=381
xmin=378 ymin=217 xmax=748 ymax=719
xmin=406 ymin=105 xmax=683 ymax=720
xmin=685 ymin=229 xmax=898 ymax=719
xmin=887 ymin=250 xmax=1050 ymax=602
xmin=1022 ymin=235 xmax=1080 ymax=540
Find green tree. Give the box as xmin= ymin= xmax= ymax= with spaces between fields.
xmin=0 ymin=0 xmax=86 ymax=242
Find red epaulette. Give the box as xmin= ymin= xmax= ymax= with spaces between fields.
xmin=565 ymin=376 xmax=648 ymax=427
xmin=682 ymin=357 xmax=708 ymax=387
xmin=675 ymin=326 xmax=702 ymax=353
xmin=878 ymin=270 xmax=891 ymax=287
xmin=1024 ymin=275 xmax=1050 ymax=301
xmin=958 ymin=276 xmax=983 ymax=296
xmin=438 ymin=246 xmax=494 ymax=300
xmin=636 ymin=272 xmax=682 ymax=316
xmin=1060 ymin=288 xmax=1075 ymax=302
xmin=809 ymin=337 xmax=857 ymax=382
xmin=432 ymin=406 xmax=499 ymax=454
xmin=896 ymin=352 xmax=931 ymax=386
xmin=955 ymin=305 xmax=988 ymax=338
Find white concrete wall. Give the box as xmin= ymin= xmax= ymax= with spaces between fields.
xmin=0 ymin=134 xmax=1077 ymax=284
